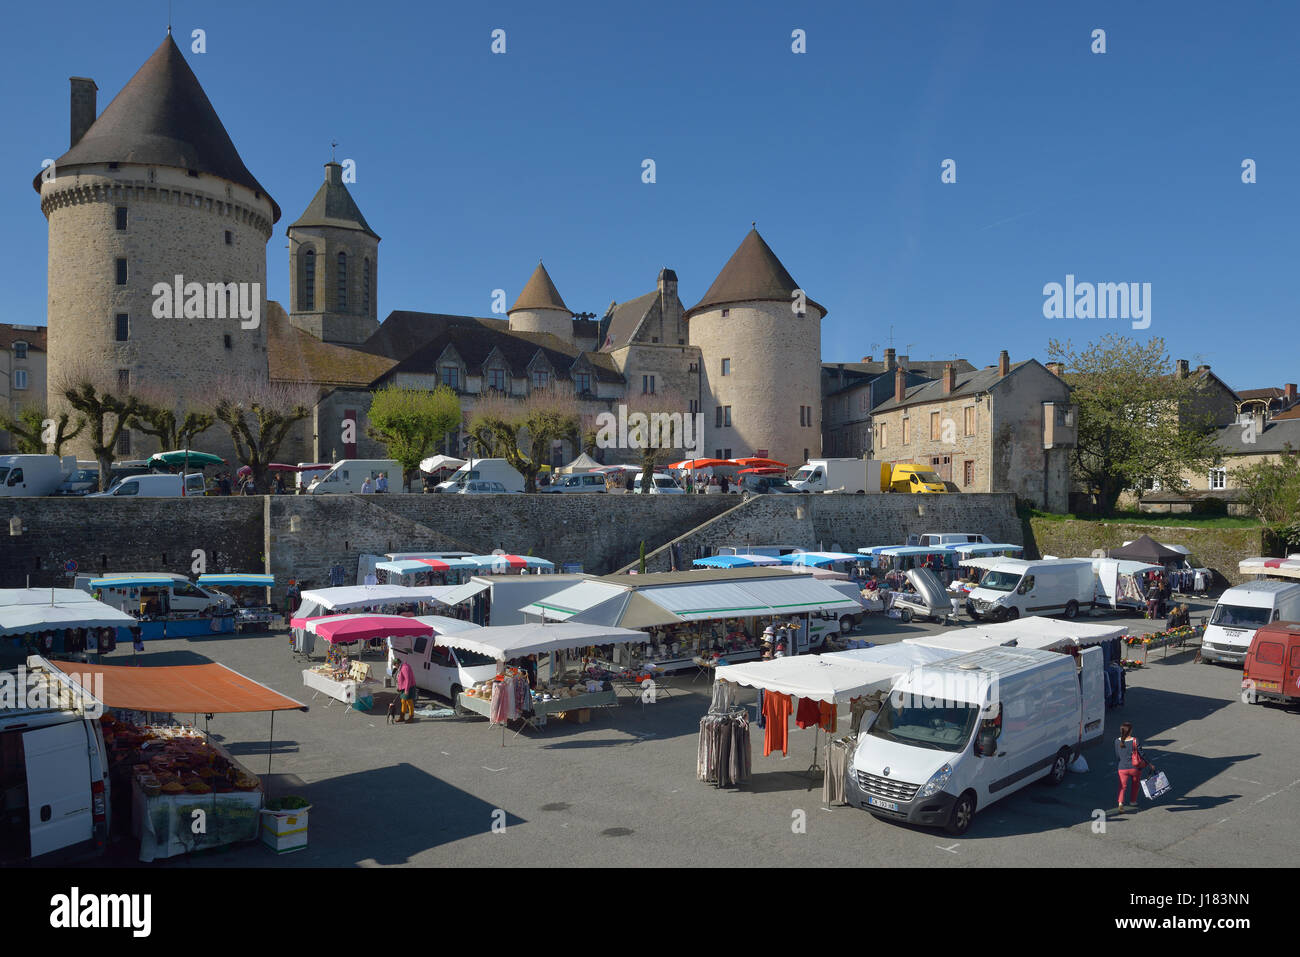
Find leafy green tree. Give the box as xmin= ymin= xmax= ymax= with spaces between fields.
xmin=366 ymin=384 xmax=462 ymax=491
xmin=467 ymin=387 xmax=580 ymax=492
xmin=0 ymin=405 xmax=85 ymax=455
xmin=213 ymin=378 xmax=314 ymax=493
xmin=1231 ymin=447 xmax=1300 ymax=531
xmin=1047 ymin=335 xmax=1220 ymax=513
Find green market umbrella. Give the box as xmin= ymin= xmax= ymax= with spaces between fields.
xmin=148 ymin=449 xmax=226 ymax=468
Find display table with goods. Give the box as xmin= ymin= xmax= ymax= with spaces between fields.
xmin=457 ymin=668 xmax=617 ymax=731
xmin=580 ymin=660 xmax=677 ymax=701
xmin=1126 ymin=624 xmax=1204 ymax=663
xmin=302 ymin=648 xmax=376 ymax=710
xmin=99 ymin=718 xmax=264 ymax=862
xmin=235 ymin=606 xmax=281 ymax=633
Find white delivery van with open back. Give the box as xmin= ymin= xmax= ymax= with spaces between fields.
xmin=965 ymin=558 xmax=1094 ymax=622
xmin=846 ymin=645 xmax=1104 ymax=835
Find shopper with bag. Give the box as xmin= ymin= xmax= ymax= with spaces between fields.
xmin=1114 ymin=721 xmax=1144 ymax=810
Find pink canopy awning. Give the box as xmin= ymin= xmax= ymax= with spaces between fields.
xmin=306 ymin=614 xmax=433 ymax=643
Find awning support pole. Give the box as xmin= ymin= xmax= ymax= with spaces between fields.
xmin=268 ymin=710 xmax=275 ymax=779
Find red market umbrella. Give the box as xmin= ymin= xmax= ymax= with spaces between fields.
xmin=731 ymin=457 xmax=788 ymax=469
xmin=307 ymin=614 xmax=434 ymax=643
xmin=738 ymin=466 xmax=786 ymax=475
xmin=237 ymin=463 xmax=300 ymax=477
xmin=667 ymin=457 xmax=730 ymax=470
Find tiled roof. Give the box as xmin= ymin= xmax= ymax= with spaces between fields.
xmin=0 ymin=325 xmax=48 ymax=351
xmin=600 ymin=290 xmax=659 ymax=350
xmin=685 ymin=228 xmax=825 ymax=319
xmin=36 ymin=35 xmax=278 ymax=220
xmin=266 ymin=302 xmax=395 ymax=388
xmin=509 ymin=263 xmax=569 ymax=314
xmin=873 ymin=360 xmax=1038 ymax=413
xmin=823 ymin=358 xmax=977 ymax=379
xmin=1214 ymin=417 xmax=1300 ymax=455
xmin=289 ymin=163 xmax=378 ymax=238
xmin=1237 ymin=387 xmax=1284 ymax=401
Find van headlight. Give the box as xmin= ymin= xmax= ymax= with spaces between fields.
xmin=918 ymin=763 xmax=952 ymax=798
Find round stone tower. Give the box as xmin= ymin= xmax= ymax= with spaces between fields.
xmin=35 ymin=33 xmax=278 ymax=457
xmin=507 ymin=261 xmax=573 ymax=342
xmin=685 ymin=228 xmax=825 ymax=467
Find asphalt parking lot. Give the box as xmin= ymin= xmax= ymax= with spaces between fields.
xmin=96 ymin=601 xmax=1299 ymax=868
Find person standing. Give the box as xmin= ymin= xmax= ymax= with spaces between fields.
xmin=361 ymin=476 xmax=374 ymax=494
xmin=719 ymin=473 xmax=729 ymax=494
xmin=1114 ymin=721 xmax=1144 ymax=810
xmin=396 ymin=658 xmax=416 ymax=722
xmin=376 ymin=472 xmax=388 ymax=493
xmin=274 ymin=473 xmax=287 ymax=495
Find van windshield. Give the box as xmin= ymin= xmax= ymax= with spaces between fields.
xmin=979 ymin=570 xmax=1022 ymax=592
xmin=794 ymin=468 xmax=815 ymax=481
xmin=911 ymin=471 xmax=943 ymax=484
xmin=868 ymin=696 xmax=981 ymax=752
xmin=1210 ymin=604 xmax=1273 ymax=629
xmin=452 ymin=648 xmax=497 ymax=668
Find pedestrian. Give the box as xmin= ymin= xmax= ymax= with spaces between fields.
xmin=396 ymin=657 xmax=416 ymax=722
xmin=241 ymin=476 xmax=256 ymax=495
xmin=1166 ymin=603 xmax=1190 ymax=631
xmin=275 ymin=473 xmax=287 ymax=495
xmin=361 ymin=476 xmax=373 ymax=494
xmin=1157 ymin=576 xmax=1172 ymax=619
xmin=376 ymin=472 xmax=388 ymax=493
xmin=1114 ymin=721 xmax=1145 ymax=810
xmin=719 ymin=473 xmax=729 ymax=494
xmin=217 ymin=472 xmax=230 ymax=496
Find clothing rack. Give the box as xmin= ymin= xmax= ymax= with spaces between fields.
xmin=698 ymin=708 xmax=752 ymax=788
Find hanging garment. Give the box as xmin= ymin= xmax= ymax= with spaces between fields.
xmin=823 ymin=735 xmax=855 ymax=804
xmin=755 ymin=689 xmax=765 ymax=729
xmin=763 ymin=694 xmax=792 ymax=756
xmin=711 ymin=680 xmax=737 ymax=712
xmin=795 ymin=695 xmax=821 ymax=730
xmin=818 ymin=700 xmax=837 ymax=733
xmin=329 ymin=564 xmax=347 ymax=586
xmin=489 ymin=682 xmax=509 ymax=724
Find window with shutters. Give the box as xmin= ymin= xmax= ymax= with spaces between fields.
xmin=964 ymin=406 xmax=975 ymax=436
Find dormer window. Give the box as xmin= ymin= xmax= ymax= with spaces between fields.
xmin=574 ymin=372 xmax=592 ymax=395
xmin=531 ymin=370 xmax=549 ymax=389
xmin=487 ymin=368 xmax=507 ymax=392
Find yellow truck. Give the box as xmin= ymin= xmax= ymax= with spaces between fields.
xmin=888 ymin=463 xmax=949 ymax=494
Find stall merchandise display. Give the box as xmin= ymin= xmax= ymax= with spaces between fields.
xmin=823 ymin=734 xmax=857 ymax=804
xmin=697 ymin=710 xmax=752 ymax=788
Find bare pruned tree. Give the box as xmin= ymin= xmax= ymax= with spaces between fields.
xmin=211 ymin=376 xmax=316 ymax=493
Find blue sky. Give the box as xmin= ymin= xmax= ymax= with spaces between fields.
xmin=3 ymin=0 xmax=1295 ymax=389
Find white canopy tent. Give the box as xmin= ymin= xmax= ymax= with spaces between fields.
xmin=419 ymin=454 xmax=466 ymax=474
xmin=292 ymin=585 xmax=463 ymax=623
xmin=640 ymin=576 xmax=861 ymax=622
xmin=428 ymin=622 xmax=648 ymax=661
xmin=905 ymin=616 xmax=1127 ymax=654
xmin=714 ymin=643 xmax=964 ymax=704
xmin=0 ymin=589 xmax=137 ymax=636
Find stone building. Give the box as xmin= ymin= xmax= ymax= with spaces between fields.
xmin=0 ymin=325 xmax=48 ymax=453
xmin=36 ymin=34 xmax=276 ymax=462
xmin=870 ymin=351 xmax=1077 ymax=510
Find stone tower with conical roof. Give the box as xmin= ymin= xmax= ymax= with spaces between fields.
xmin=686 ymin=228 xmax=825 ymax=466
xmin=36 ymin=32 xmax=277 ymax=457
xmin=507 ymin=262 xmax=573 ymax=343
xmin=287 ymin=162 xmax=380 ymax=344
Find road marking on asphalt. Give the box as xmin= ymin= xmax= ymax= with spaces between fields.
xmin=1253 ymin=777 xmax=1300 ymax=806
xmin=936 ymin=843 xmax=959 ymax=854
xmin=1227 ymin=776 xmax=1262 ymax=786
xmin=483 ymin=767 xmax=507 ymax=773
xmin=440 ymin=751 xmax=450 ymax=756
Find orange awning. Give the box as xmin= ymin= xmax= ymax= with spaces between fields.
xmin=48 ymin=660 xmax=307 ymax=714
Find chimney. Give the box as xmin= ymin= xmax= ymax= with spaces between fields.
xmin=1285 ymin=383 xmax=1297 ymax=404
xmin=997 ymin=350 xmax=1010 ymax=378
xmin=884 ymin=348 xmax=896 ymax=371
xmin=942 ymin=362 xmax=955 ymax=394
xmin=657 ymin=267 xmax=677 ymax=297
xmin=1175 ymin=359 xmax=1189 ymax=378
xmin=894 ymin=366 xmax=906 ymax=403
xmin=70 ymin=77 xmax=98 ymax=148
xmin=1253 ymin=410 xmax=1266 ymax=436
xmin=862 ymin=355 xmax=873 ymax=363
xmin=1196 ymin=364 xmax=1210 ymax=375
xmin=1046 ymin=361 xmax=1065 ymax=378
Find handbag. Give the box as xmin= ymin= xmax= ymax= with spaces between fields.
xmin=1140 ymin=765 xmax=1171 ymax=800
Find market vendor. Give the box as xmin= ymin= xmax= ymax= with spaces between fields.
xmin=395 ymin=658 xmax=416 ymax=722
xmin=1166 ymin=603 xmax=1190 ymax=630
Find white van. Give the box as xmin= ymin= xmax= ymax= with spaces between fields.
xmin=75 ymin=572 xmax=234 ymax=614
xmin=966 ymin=559 xmax=1094 ymax=622
xmin=89 ymin=473 xmax=205 ymax=497
xmin=1201 ymin=580 xmax=1300 ymax=665
xmin=540 ymin=472 xmax=608 ymax=494
xmin=1 ymin=659 xmax=111 ymax=863
xmin=629 ymin=473 xmax=685 ymax=494
xmin=306 ymin=460 xmax=404 ymax=494
xmin=0 ymin=455 xmax=77 ymax=497
xmin=389 ymin=625 xmax=499 ymax=704
xmin=433 ymin=458 xmax=524 ymax=494
xmin=846 ymin=645 xmax=1103 ymax=835
xmin=913 ymin=533 xmax=993 ymax=547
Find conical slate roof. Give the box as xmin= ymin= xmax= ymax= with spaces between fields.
xmin=289 ymin=162 xmax=379 ymax=239
xmin=35 ymin=34 xmax=279 ymax=221
xmin=508 ymin=262 xmax=570 ymax=314
xmin=684 ymin=228 xmax=824 ymax=319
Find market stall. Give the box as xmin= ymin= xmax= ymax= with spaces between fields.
xmin=198 ymin=573 xmax=279 ymax=632
xmin=289 ymin=584 xmax=462 ymax=655
xmin=375 ymin=557 xmax=478 ymax=587
xmin=1239 ymin=556 xmax=1300 ymax=582
xmin=1090 ymin=559 xmax=1162 ymax=613
xmin=40 ymin=658 xmax=306 ymax=862
xmin=465 ymin=554 xmax=556 ymax=575
xmin=0 ymin=589 xmax=136 ymax=666
xmin=692 ymin=554 xmax=783 ymax=568
xmin=303 ymin=615 xmax=434 ymax=706
xmin=88 ymin=574 xmax=236 ymax=639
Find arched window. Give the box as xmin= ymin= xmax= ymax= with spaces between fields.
xmin=302 ymin=249 xmax=315 ymax=311
xmin=363 ymin=258 xmax=371 ymax=313
xmin=337 ymin=252 xmax=348 ymax=309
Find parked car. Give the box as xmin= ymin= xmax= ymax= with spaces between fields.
xmin=433 ymin=458 xmax=524 ymax=493
xmin=88 ymin=473 xmax=205 ymax=497
xmin=451 ymin=480 xmax=512 ymax=494
xmin=629 ymin=473 xmax=685 ymax=494
xmin=541 ymin=472 xmax=608 ymax=493
xmin=305 ymin=459 xmax=404 ymax=494
xmin=790 ymin=458 xmax=889 ymax=494
xmin=889 ymin=463 xmax=949 ymax=494
xmin=389 ymin=628 xmax=503 ymax=704
xmin=52 ymin=464 xmax=100 ymax=496
xmin=740 ymin=474 xmax=799 ymax=494
xmin=1242 ymin=621 xmax=1300 ymax=705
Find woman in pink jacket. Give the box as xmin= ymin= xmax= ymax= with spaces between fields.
xmin=396 ymin=659 xmax=416 ymax=722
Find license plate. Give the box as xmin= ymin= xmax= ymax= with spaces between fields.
xmin=1225 ymin=630 xmax=1243 ymax=638
xmin=1256 ymin=681 xmax=1280 ymax=691
xmin=867 ymin=796 xmax=899 ymax=812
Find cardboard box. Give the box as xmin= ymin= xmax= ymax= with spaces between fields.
xmin=260 ymin=807 xmax=311 ymax=854
xmin=563 ymin=708 xmax=591 ymax=725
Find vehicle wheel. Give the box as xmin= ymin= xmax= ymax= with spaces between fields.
xmin=450 ymin=684 xmax=465 ymax=715
xmin=855 ymin=489 xmax=865 ymax=495
xmin=840 ymin=615 xmax=855 ymax=634
xmin=945 ymin=791 xmax=976 ymax=836
xmin=1006 ymin=607 xmax=1020 ymax=621
xmin=1044 ymin=748 xmax=1069 ymax=786
xmin=966 ymin=602 xmax=981 ymax=621
xmin=899 ymin=607 xmax=913 ymax=623
xmin=1064 ymin=600 xmax=1079 ymax=620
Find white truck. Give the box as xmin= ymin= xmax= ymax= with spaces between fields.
xmin=388 ymin=620 xmax=500 ymax=705
xmin=0 ymin=455 xmax=78 ymax=497
xmin=434 ymin=458 xmax=524 ymax=494
xmin=846 ymin=645 xmax=1104 ymax=835
xmin=1200 ymin=580 xmax=1300 ymax=666
xmin=306 ymin=459 xmax=405 ymax=494
xmin=911 ymin=533 xmax=993 ymax=547
xmin=965 ymin=558 xmax=1094 ymax=622
xmin=1 ymin=658 xmax=112 ymax=863
xmin=790 ymin=458 xmax=889 ymax=494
